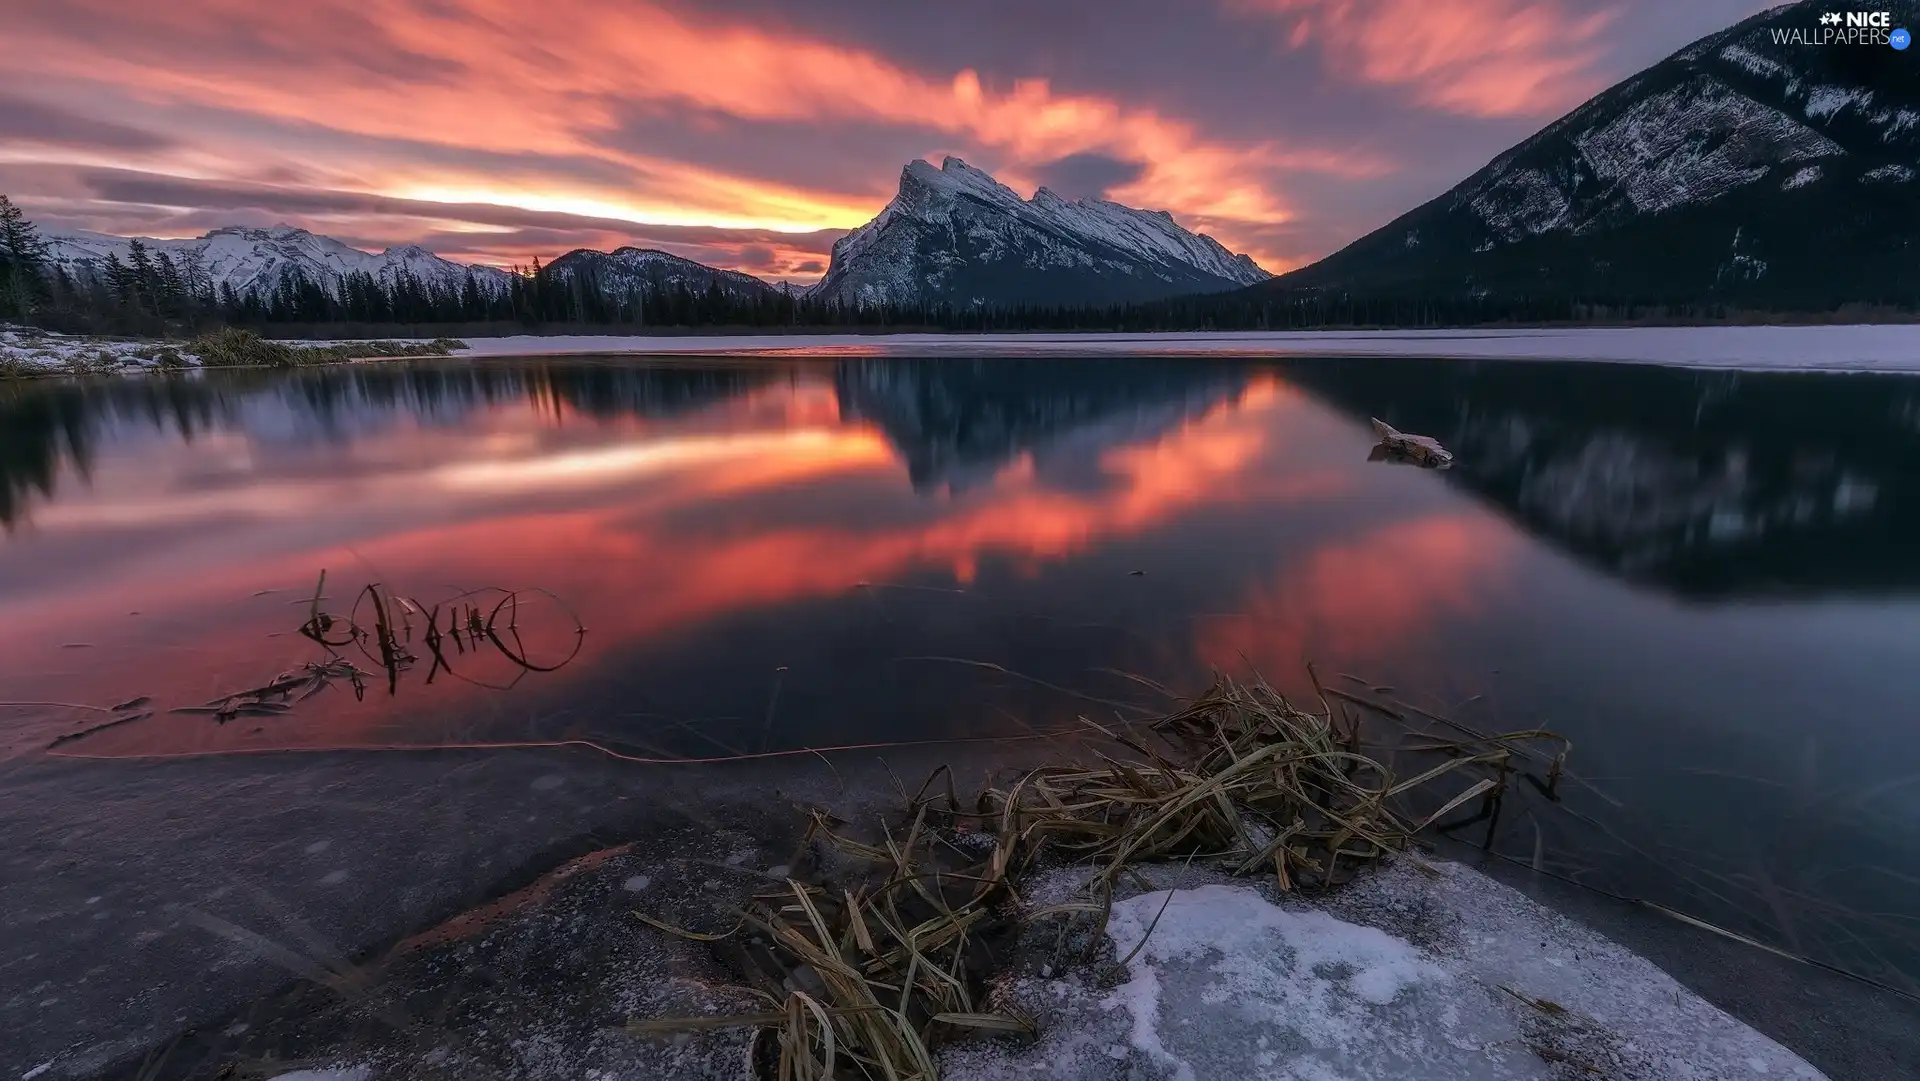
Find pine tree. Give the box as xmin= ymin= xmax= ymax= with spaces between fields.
xmin=461 ymin=273 xmax=483 ymax=321
xmin=154 ymin=250 xmax=186 ymax=320
xmin=125 ymin=238 xmax=160 ymax=321
xmin=0 ymin=194 xmax=50 ymax=320
xmin=104 ymin=253 xmax=134 ymax=307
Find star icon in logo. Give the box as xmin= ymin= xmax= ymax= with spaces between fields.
xmin=1819 ymin=11 xmax=1842 ymax=24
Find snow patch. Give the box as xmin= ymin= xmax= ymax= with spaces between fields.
xmin=1862 ymin=164 xmax=1915 ymax=184
xmin=1781 ymin=164 xmax=1822 ymax=189
xmin=1571 ymin=79 xmax=1841 ymax=216
xmin=1463 ymin=166 xmax=1571 ymax=241
xmin=944 ymin=861 xmax=1826 ymax=1081
xmin=1803 ymin=86 xmax=1869 ymax=121
xmin=1098 ymin=886 xmax=1451 ymax=1078
xmin=1717 ymin=44 xmax=1786 ymax=79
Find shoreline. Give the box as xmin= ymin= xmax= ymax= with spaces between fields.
xmin=8 ymin=323 xmax=1920 ymax=377
xmin=23 ymin=746 xmax=1893 ymax=1081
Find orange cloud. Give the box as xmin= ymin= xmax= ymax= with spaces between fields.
xmin=1232 ymin=0 xmax=1619 ymax=118
xmin=0 ymin=0 xmax=1385 ymax=270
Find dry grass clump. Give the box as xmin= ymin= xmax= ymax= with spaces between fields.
xmin=634 ymin=801 xmax=1028 ymax=1081
xmin=634 ymin=675 xmax=1566 ymax=1081
xmin=189 ymin=328 xmax=467 ymax=368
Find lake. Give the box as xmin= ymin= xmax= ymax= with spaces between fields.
xmin=3 ymin=349 xmax=1918 ymax=1003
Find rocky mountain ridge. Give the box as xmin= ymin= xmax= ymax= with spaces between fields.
xmin=808 ymin=156 xmax=1268 ymax=309
xmin=1257 ymin=0 xmax=1920 ymax=308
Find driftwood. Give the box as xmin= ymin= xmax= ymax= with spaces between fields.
xmin=1370 ymin=418 xmax=1454 ymax=469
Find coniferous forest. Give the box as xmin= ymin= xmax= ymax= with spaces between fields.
xmin=1 ymin=195 xmax=1907 ymax=341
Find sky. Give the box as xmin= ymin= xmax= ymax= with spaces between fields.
xmin=0 ymin=0 xmax=1775 ymax=283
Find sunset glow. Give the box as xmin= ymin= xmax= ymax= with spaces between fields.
xmin=0 ymin=0 xmax=1762 ymax=280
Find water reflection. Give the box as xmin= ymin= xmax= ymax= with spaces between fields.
xmin=1283 ymin=356 xmax=1920 ymax=597
xmin=2 ymin=355 xmax=1918 ymax=991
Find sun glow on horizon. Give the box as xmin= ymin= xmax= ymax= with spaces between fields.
xmin=382 ymin=184 xmax=867 ymax=235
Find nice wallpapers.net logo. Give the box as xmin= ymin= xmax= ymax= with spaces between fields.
xmin=1770 ymin=10 xmax=1910 ymax=47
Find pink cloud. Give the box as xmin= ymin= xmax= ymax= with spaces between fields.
xmin=1234 ymin=0 xmax=1621 ymax=118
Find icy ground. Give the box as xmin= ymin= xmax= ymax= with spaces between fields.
xmin=0 ymin=325 xmax=200 ymax=374
xmin=454 ymin=325 xmax=1920 ymax=373
xmin=943 ymin=859 xmax=1825 ymax=1081
xmin=0 ymin=327 xmax=438 ymax=376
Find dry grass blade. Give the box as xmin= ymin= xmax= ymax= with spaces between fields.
xmin=928 ymin=1013 xmax=1031 ymax=1032
xmin=1412 ymin=777 xmax=1502 ymax=831
xmin=632 ymin=910 xmax=743 ymax=942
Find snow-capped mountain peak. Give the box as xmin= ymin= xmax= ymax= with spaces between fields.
xmin=811 ymin=157 xmax=1268 ymax=308
xmin=40 ymin=225 xmax=513 ymax=298
xmin=906 ymin=156 xmax=1029 ymax=208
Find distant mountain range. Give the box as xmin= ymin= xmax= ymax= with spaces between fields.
xmin=1254 ymin=0 xmax=1920 ymax=309
xmin=808 ymin=156 xmax=1269 ymax=309
xmin=40 ymin=225 xmax=515 ymax=299
xmin=36 ymin=160 xmax=1265 ymax=312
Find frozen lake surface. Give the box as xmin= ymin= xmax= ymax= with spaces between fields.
xmin=454 ymin=325 xmax=1920 ymax=372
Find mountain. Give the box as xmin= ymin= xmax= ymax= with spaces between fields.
xmin=1258 ymin=0 xmax=1920 ymax=310
xmin=41 ymin=224 xmax=515 ymax=299
xmin=809 ymin=156 xmax=1269 ymax=309
xmin=545 ymin=246 xmax=782 ymax=301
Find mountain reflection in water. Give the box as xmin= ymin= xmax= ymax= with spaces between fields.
xmin=1 ymin=353 xmax=1917 ymax=990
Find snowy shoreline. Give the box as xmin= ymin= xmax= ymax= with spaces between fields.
xmin=452 ymin=325 xmax=1920 ymax=373
xmin=7 ymin=324 xmax=1920 ymax=377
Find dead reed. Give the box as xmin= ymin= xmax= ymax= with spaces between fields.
xmin=631 ymin=674 xmax=1569 ymax=1081
xmin=42 ymin=571 xmax=584 ymax=750
xmin=297 ymin=571 xmax=586 ymax=695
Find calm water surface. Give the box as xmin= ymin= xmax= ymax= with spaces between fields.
xmin=3 ymin=352 xmax=1917 ymax=987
